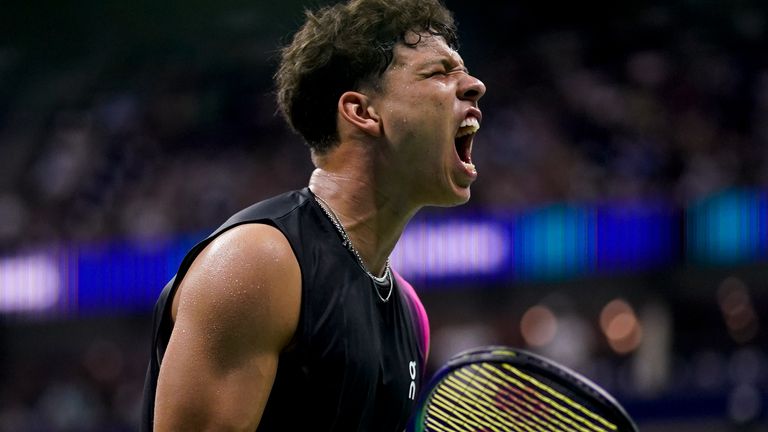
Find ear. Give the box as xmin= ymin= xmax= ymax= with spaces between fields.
xmin=338 ymin=91 xmax=382 ymax=137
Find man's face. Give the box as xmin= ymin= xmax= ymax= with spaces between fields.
xmin=371 ymin=32 xmax=486 ymax=207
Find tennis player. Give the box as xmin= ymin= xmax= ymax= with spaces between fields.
xmin=141 ymin=0 xmax=485 ymax=430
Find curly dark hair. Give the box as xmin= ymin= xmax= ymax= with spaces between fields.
xmin=276 ymin=0 xmax=457 ymax=153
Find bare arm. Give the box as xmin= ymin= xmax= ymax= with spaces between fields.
xmin=154 ymin=224 xmax=301 ymax=431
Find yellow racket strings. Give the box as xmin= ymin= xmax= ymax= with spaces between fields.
xmin=423 ymin=362 xmax=618 ymax=432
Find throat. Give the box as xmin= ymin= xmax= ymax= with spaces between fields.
xmin=455 ymin=134 xmax=473 ymax=163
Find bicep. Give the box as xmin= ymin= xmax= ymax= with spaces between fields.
xmin=154 ymin=224 xmax=301 ymax=431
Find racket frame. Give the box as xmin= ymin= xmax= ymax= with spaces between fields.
xmin=409 ymin=345 xmax=639 ymax=432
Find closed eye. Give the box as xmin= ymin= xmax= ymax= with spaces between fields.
xmin=427 ymin=70 xmax=447 ymax=78
xmin=429 ymin=66 xmax=469 ymax=78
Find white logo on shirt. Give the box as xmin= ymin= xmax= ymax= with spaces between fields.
xmin=408 ymin=360 xmax=417 ymax=400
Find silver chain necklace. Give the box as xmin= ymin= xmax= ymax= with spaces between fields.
xmin=313 ymin=194 xmax=393 ymax=302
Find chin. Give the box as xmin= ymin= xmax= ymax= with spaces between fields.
xmin=450 ymin=191 xmax=472 ymax=206
xmin=428 ymin=187 xmax=472 ymax=208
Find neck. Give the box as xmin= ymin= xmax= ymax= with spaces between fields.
xmin=308 ymin=144 xmax=419 ymax=276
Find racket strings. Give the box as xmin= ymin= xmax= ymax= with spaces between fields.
xmin=465 ymin=365 xmax=595 ymax=432
xmin=428 ymin=377 xmax=563 ymax=432
xmin=429 ymin=385 xmax=511 ymax=431
xmin=435 ymin=376 xmax=539 ymax=432
xmin=473 ymin=364 xmax=614 ymax=432
xmin=435 ymin=375 xmax=549 ymax=432
xmin=500 ymin=364 xmax=618 ymax=430
xmin=423 ymin=362 xmax=618 ymax=432
xmin=454 ymin=367 xmax=590 ymax=432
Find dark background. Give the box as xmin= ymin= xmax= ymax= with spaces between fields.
xmin=1 ymin=1 xmax=767 ymax=430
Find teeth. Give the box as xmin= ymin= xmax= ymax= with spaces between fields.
xmin=460 ymin=116 xmax=480 ymax=128
xmin=456 ymin=116 xmax=480 ymax=137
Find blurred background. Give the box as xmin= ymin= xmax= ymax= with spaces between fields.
xmin=1 ymin=0 xmax=767 ymax=430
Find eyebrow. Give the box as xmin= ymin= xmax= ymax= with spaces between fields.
xmin=419 ymin=57 xmax=469 ymax=74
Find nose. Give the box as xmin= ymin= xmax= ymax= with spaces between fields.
xmin=458 ymin=74 xmax=486 ymax=103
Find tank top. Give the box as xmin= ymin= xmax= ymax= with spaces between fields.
xmin=141 ymin=188 xmax=430 ymax=431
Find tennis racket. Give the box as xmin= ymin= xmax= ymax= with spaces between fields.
xmin=409 ymin=346 xmax=638 ymax=432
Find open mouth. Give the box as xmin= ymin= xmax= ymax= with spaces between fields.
xmin=454 ymin=116 xmax=480 ymax=166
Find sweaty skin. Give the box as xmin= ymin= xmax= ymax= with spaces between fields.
xmin=369 ymin=33 xmax=485 ymax=207
xmin=155 ymin=224 xmax=300 ymax=431
xmin=153 ymin=33 xmax=484 ymax=431
xmin=311 ymin=34 xmax=486 ymax=273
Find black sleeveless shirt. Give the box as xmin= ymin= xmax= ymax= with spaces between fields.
xmin=141 ymin=188 xmax=430 ymax=432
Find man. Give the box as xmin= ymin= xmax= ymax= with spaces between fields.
xmin=141 ymin=0 xmax=485 ymax=430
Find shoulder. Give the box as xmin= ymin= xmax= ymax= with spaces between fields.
xmin=222 ymin=188 xmax=313 ymax=228
xmin=155 ymin=223 xmax=301 ymax=430
xmin=173 ymin=223 xmax=301 ymax=350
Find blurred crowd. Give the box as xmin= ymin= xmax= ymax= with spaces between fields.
xmin=1 ymin=2 xmax=767 ymax=252
xmin=1 ymin=317 xmax=148 ymax=431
